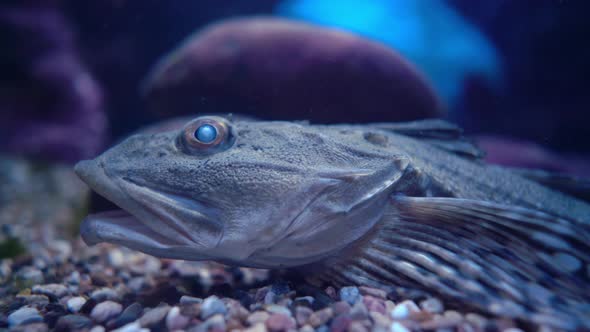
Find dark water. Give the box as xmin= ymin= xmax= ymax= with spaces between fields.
xmin=1 ymin=1 xmax=589 ymax=330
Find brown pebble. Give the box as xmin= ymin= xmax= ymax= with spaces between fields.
xmin=349 ymin=302 xmax=369 ymax=321
xmin=247 ymin=311 xmax=270 ymax=325
xmin=369 ymin=311 xmax=391 ymax=329
xmin=330 ymin=314 xmax=352 ymax=332
xmin=465 ymin=313 xmax=488 ymax=330
xmin=308 ymin=307 xmax=334 ymax=327
xmin=226 ymin=317 xmax=244 ymax=331
xmin=331 ymin=301 xmax=351 ymax=316
xmin=420 ymin=311 xmax=463 ymax=330
xmin=348 ymin=321 xmax=369 ymax=332
xmin=362 ymin=296 xmax=386 ymax=315
xmin=358 ymin=286 xmax=388 ymax=300
xmin=180 ymin=303 xmax=201 ymax=318
xmin=227 ymin=300 xmax=249 ymax=321
xmin=295 ymin=306 xmax=313 ymax=326
xmin=266 ymin=313 xmax=295 ymax=331
xmin=244 ymin=322 xmax=268 ymax=332
xmin=325 ymin=286 xmax=337 ymax=300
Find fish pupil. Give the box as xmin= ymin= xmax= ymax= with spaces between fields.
xmin=195 ymin=124 xmax=217 ymax=143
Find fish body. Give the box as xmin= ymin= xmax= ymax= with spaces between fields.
xmin=75 ymin=116 xmax=590 ymax=329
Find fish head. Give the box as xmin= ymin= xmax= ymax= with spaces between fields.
xmin=75 ymin=116 xmax=407 ymax=267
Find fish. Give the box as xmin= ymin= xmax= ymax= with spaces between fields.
xmin=74 ymin=115 xmax=590 ymax=329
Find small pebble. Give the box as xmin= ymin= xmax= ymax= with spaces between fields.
xmin=90 ymin=301 xmax=123 ymax=323
xmin=112 ymin=321 xmax=150 ymax=332
xmin=359 ymin=286 xmax=388 ymax=299
xmin=349 ymin=302 xmax=369 ymax=321
xmin=66 ymin=271 xmax=80 ymax=285
xmin=332 ymin=301 xmax=351 ymax=316
xmin=198 ymin=313 xmax=226 ymax=332
xmin=227 ymin=300 xmax=249 ymax=321
xmin=108 ymin=302 xmax=143 ymax=329
xmin=266 ymin=313 xmax=295 ymax=331
xmin=139 ymin=305 xmax=170 ymax=328
xmin=91 ymin=288 xmax=120 ymax=302
xmin=299 ymin=325 xmax=314 ymax=332
xmin=371 ymin=311 xmax=392 ymax=329
xmin=180 ymin=295 xmax=203 ymax=304
xmin=390 ymin=322 xmax=410 ymax=332
xmin=266 ymin=304 xmax=292 ymax=317
xmin=8 ymin=307 xmax=43 ymax=326
xmin=166 ymin=306 xmax=190 ymax=331
xmin=294 ymin=296 xmax=314 ymax=307
xmin=308 ymin=307 xmax=333 ymax=327
xmin=420 ymin=311 xmax=463 ymax=330
xmin=420 ymin=298 xmax=443 ymax=314
xmin=67 ymin=296 xmax=87 ymax=313
xmin=54 ymin=314 xmax=93 ymax=331
xmin=339 ymin=286 xmax=360 ymax=305
xmin=108 ymin=250 xmax=125 ymax=267
xmin=15 ymin=294 xmax=49 ymax=306
xmin=244 ymin=322 xmax=268 ymax=332
xmin=503 ymin=328 xmax=524 ymax=332
xmin=32 ymin=283 xmax=68 ymax=298
xmin=363 ymin=296 xmax=386 ymax=315
xmin=90 ymin=326 xmax=106 ymax=332
xmin=349 ymin=321 xmax=369 ymax=332
xmin=201 ymin=295 xmax=227 ymax=319
xmin=247 ymin=311 xmax=270 ymax=325
xmin=294 ymin=306 xmax=313 ymax=326
xmin=17 ymin=267 xmax=44 ymax=284
xmin=270 ymin=281 xmax=291 ymax=296
xmin=316 ymin=324 xmax=330 ymax=332
xmin=14 ymin=322 xmax=49 ymax=332
xmin=390 ymin=300 xmax=420 ymax=320
xmin=330 ymin=314 xmax=352 ymax=332
xmin=264 ymin=291 xmax=277 ymax=304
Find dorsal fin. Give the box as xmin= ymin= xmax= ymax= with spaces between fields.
xmin=368 ymin=119 xmax=486 ymax=160
xmin=495 ymin=166 xmax=590 ymax=202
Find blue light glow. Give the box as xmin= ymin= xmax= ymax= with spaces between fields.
xmin=275 ymin=0 xmax=501 ymax=108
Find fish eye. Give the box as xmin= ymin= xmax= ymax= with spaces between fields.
xmin=195 ymin=124 xmax=217 ymax=143
xmin=180 ymin=116 xmax=235 ymax=154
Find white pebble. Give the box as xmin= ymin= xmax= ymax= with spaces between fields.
xmin=90 ymin=326 xmax=106 ymax=332
xmin=166 ymin=306 xmax=189 ymax=331
xmin=391 ymin=322 xmax=410 ymax=332
xmin=390 ymin=300 xmax=419 ymax=320
xmin=67 ymin=296 xmax=87 ymax=313
xmin=112 ymin=321 xmax=150 ymax=332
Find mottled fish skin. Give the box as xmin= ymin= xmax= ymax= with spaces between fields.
xmin=75 ymin=116 xmax=590 ymax=329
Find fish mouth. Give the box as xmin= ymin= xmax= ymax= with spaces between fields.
xmin=74 ymin=159 xmax=219 ymax=257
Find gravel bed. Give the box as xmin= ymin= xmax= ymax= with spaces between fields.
xmin=0 ymin=239 xmax=530 ymax=332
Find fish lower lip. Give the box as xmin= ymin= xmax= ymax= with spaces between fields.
xmin=80 ymin=209 xmax=185 ymax=247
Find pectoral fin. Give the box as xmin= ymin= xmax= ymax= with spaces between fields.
xmin=309 ymin=196 xmax=590 ymax=329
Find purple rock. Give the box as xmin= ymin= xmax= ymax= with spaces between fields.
xmin=0 ymin=2 xmax=106 ymax=163
xmin=143 ymin=17 xmax=442 ymax=124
